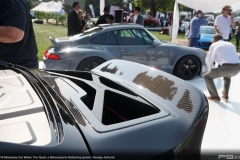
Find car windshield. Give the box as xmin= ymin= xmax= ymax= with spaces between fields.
xmin=200 ymin=27 xmax=215 ymax=34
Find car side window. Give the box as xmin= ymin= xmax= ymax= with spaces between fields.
xmin=114 ymin=29 xmax=145 ymax=45
xmin=140 ymin=30 xmax=153 ymax=45
xmin=90 ymin=32 xmax=117 ymax=45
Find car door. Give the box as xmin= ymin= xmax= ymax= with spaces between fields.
xmin=114 ymin=29 xmax=169 ymax=71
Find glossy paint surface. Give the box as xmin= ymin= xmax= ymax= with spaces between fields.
xmin=43 ymin=24 xmax=207 ymax=79
xmin=0 ymin=60 xmax=209 ymax=159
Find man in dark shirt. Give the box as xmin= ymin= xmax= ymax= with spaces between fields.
xmin=106 ymin=15 xmax=114 ymax=24
xmin=67 ymin=2 xmax=83 ymax=36
xmin=0 ymin=0 xmax=38 ymax=69
xmin=96 ymin=7 xmax=110 ymax=25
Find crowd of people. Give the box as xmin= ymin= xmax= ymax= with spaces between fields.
xmin=67 ymin=2 xmax=98 ymax=36
xmin=202 ymin=5 xmax=239 ymax=102
xmin=179 ymin=5 xmax=240 ymax=102
xmin=67 ymin=2 xmax=147 ymax=36
xmin=185 ymin=5 xmax=237 ymax=47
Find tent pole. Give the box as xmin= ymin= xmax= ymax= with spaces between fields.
xmin=170 ymin=0 xmax=176 ymax=42
xmin=86 ymin=0 xmax=88 ymax=15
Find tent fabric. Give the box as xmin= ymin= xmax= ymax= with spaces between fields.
xmin=100 ymin=0 xmax=105 ymax=15
xmin=176 ymin=0 xmax=240 ymax=13
xmin=171 ymin=0 xmax=240 ymax=40
xmin=172 ymin=2 xmax=179 ymax=40
xmin=31 ymin=2 xmax=47 ymax=11
xmin=31 ymin=1 xmax=62 ymax=12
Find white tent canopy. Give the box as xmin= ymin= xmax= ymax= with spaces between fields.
xmin=31 ymin=2 xmax=47 ymax=11
xmin=171 ymin=0 xmax=240 ymax=40
xmin=31 ymin=1 xmax=62 ymax=12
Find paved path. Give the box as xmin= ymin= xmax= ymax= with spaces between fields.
xmin=171 ymin=39 xmax=189 ymax=46
xmin=187 ymin=73 xmax=240 ymax=158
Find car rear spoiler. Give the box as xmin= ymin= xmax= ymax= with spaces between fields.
xmin=49 ymin=36 xmax=60 ymax=49
xmin=49 ymin=36 xmax=74 ymax=50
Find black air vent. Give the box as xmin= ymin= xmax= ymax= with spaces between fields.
xmin=70 ymin=78 xmax=96 ymax=110
xmin=99 ymin=77 xmax=138 ymax=96
xmin=102 ymin=90 xmax=160 ymax=125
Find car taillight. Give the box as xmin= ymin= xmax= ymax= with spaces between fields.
xmin=151 ymin=65 xmax=161 ymax=69
xmin=43 ymin=50 xmax=61 ymax=60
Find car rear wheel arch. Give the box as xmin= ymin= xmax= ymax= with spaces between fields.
xmin=76 ymin=56 xmax=106 ymax=71
xmin=173 ymin=55 xmax=202 ymax=80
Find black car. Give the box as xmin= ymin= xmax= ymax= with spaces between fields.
xmin=0 ymin=60 xmax=208 ymax=159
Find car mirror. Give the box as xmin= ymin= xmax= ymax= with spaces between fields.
xmin=152 ymin=40 xmax=160 ymax=47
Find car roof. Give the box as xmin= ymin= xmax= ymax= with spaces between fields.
xmin=98 ymin=23 xmax=144 ymax=30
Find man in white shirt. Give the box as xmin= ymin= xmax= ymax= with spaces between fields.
xmin=204 ymin=34 xmax=239 ymax=102
xmin=214 ymin=5 xmax=236 ymax=41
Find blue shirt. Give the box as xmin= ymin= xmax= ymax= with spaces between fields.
xmin=189 ymin=16 xmax=206 ymax=38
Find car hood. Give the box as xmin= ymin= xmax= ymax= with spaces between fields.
xmin=200 ymin=34 xmax=214 ymax=39
xmin=160 ymin=40 xmax=180 ymax=45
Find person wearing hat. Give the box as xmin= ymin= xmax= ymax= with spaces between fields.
xmin=133 ymin=7 xmax=144 ymax=26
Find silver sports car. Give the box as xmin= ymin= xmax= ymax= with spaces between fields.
xmin=42 ymin=23 xmax=207 ymax=80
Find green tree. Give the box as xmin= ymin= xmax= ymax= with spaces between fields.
xmin=105 ymin=0 xmax=125 ymax=7
xmin=59 ymin=14 xmax=67 ymax=25
xmin=53 ymin=13 xmax=60 ymax=25
xmin=137 ymin=0 xmax=174 ymax=17
xmin=63 ymin=3 xmax=72 ymax=14
xmin=35 ymin=11 xmax=45 ymax=21
xmin=45 ymin=12 xmax=54 ymax=23
xmin=87 ymin=0 xmax=100 ymax=17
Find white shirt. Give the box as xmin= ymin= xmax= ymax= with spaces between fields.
xmin=74 ymin=9 xmax=78 ymax=14
xmin=134 ymin=13 xmax=139 ymax=24
xmin=214 ymin=15 xmax=231 ymax=39
xmin=205 ymin=40 xmax=239 ymax=70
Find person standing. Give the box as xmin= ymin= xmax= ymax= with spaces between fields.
xmin=214 ymin=5 xmax=236 ymax=41
xmin=96 ymin=7 xmax=110 ymax=25
xmin=106 ymin=15 xmax=114 ymax=24
xmin=67 ymin=2 xmax=83 ymax=36
xmin=189 ymin=10 xmax=206 ymax=47
xmin=78 ymin=10 xmax=88 ymax=32
xmin=133 ymin=7 xmax=144 ymax=26
xmin=204 ymin=34 xmax=239 ymax=102
xmin=0 ymin=0 xmax=38 ymax=69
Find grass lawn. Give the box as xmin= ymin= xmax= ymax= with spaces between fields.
xmin=33 ymin=23 xmax=238 ymax=61
xmin=33 ymin=23 xmax=67 ymax=61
